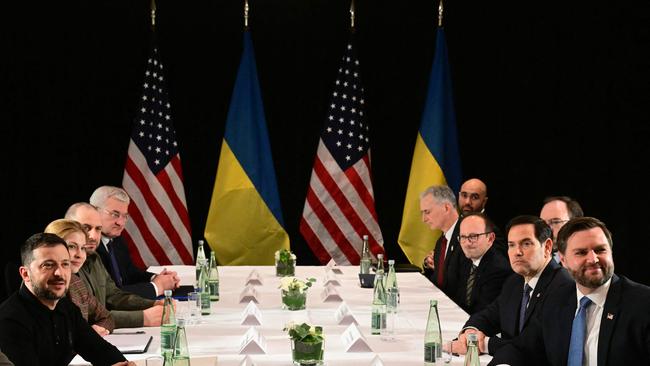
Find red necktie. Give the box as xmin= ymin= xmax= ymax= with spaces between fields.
xmin=436 ymin=236 xmax=447 ymax=287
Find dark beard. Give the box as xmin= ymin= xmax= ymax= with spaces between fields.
xmin=570 ymin=262 xmax=614 ymax=289
xmin=32 ymin=279 xmax=66 ymax=301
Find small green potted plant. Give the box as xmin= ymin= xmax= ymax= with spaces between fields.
xmin=284 ymin=322 xmax=324 ymax=366
xmin=279 ymin=277 xmax=316 ymax=310
xmin=275 ymin=248 xmax=296 ymax=276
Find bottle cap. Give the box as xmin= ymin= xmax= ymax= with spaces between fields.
xmin=177 ymin=318 xmax=186 ymax=327
xmin=164 ymin=289 xmax=172 ymax=297
xmin=363 ymin=234 xmax=368 ymax=240
xmin=388 ymin=259 xmax=395 ymax=265
xmin=430 ymin=299 xmax=438 ymax=306
xmin=198 ymin=240 xmax=204 ymax=245
xmin=467 ymin=333 xmax=478 ymax=342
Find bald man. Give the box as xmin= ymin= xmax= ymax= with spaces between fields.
xmin=459 ymin=178 xmax=508 ymax=257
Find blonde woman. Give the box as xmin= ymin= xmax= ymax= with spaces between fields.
xmin=44 ymin=219 xmax=115 ymax=335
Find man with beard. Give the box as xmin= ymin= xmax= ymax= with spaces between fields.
xmin=490 ymin=217 xmax=650 ymax=366
xmin=458 ymin=178 xmax=507 ymax=256
xmin=65 ymin=202 xmax=164 ymax=328
xmin=0 ymin=233 xmax=134 ymax=366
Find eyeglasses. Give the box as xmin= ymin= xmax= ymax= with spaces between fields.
xmin=458 ymin=232 xmax=492 ymax=243
xmin=546 ymin=219 xmax=568 ymax=227
xmin=102 ymin=208 xmax=130 ymax=221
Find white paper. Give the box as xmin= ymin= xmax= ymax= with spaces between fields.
xmin=321 ymin=283 xmax=343 ymax=302
xmin=334 ymin=302 xmax=358 ymax=325
xmin=105 ymin=333 xmax=152 ymax=353
xmin=238 ymin=327 xmax=267 ymax=354
xmin=245 ymin=270 xmax=263 ymax=286
xmin=239 ymin=285 xmax=259 ymax=303
xmin=238 ymin=355 xmax=255 ymax=366
xmin=241 ymin=301 xmax=263 ymax=326
xmin=340 ymin=323 xmax=372 ymax=352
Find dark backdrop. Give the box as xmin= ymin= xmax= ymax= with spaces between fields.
xmin=2 ymin=0 xmax=649 ymax=300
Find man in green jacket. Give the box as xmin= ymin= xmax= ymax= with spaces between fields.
xmin=65 ymin=202 xmax=164 ymax=328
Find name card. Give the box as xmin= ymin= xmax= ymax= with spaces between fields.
xmin=326 ymin=259 xmax=343 ymax=274
xmin=239 ymin=285 xmax=259 ymax=303
xmin=321 ymin=284 xmax=343 ymax=302
xmin=241 ymin=301 xmax=263 ymax=326
xmin=371 ymin=355 xmax=385 ymax=366
xmin=334 ymin=302 xmax=358 ymax=325
xmin=340 ymin=323 xmax=372 ymax=352
xmin=245 ymin=270 xmax=263 ymax=286
xmin=239 ymin=355 xmax=254 ymax=366
xmin=238 ymin=327 xmax=267 ymax=354
xmin=323 ymin=270 xmax=341 ymax=287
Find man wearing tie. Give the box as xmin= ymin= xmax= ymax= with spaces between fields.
xmin=89 ymin=186 xmax=179 ymax=299
xmin=490 ymin=217 xmax=650 ymax=365
xmin=420 ymin=185 xmax=469 ymax=299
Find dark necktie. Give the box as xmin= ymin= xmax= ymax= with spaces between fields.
xmin=107 ymin=240 xmax=123 ymax=287
xmin=518 ymin=284 xmax=532 ymax=333
xmin=466 ymin=264 xmax=478 ymax=306
xmin=567 ymin=296 xmax=592 ymax=366
xmin=436 ymin=236 xmax=448 ymax=287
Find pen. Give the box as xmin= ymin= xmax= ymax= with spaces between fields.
xmin=113 ymin=331 xmax=146 ymax=335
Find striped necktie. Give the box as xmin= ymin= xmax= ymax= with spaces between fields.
xmin=466 ymin=264 xmax=478 ymax=306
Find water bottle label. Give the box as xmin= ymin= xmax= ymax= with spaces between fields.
xmin=424 ymin=342 xmax=439 ymax=363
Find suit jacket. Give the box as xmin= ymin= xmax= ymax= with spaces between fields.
xmin=490 ymin=274 xmax=650 ymax=366
xmin=0 ymin=285 xmax=125 ymax=366
xmin=424 ymin=221 xmax=471 ymax=299
xmin=454 ymin=246 xmax=513 ymax=314
xmin=79 ymin=252 xmax=155 ymax=328
xmin=97 ymin=236 xmax=157 ymax=299
xmin=464 ymin=259 xmax=573 ymax=354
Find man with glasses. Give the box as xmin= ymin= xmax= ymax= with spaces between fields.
xmin=89 ymin=186 xmax=179 ymax=299
xmin=451 ymin=215 xmax=572 ymax=356
xmin=540 ymin=196 xmax=584 ymax=264
xmin=454 ymin=212 xmax=512 ymax=314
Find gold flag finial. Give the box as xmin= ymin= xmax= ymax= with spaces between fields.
xmin=438 ymin=0 xmax=444 ymax=27
xmin=350 ymin=0 xmax=355 ymax=30
xmin=150 ymin=0 xmax=156 ymax=29
xmin=244 ymin=0 xmax=249 ymax=29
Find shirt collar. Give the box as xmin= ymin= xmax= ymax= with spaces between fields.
xmin=576 ymin=277 xmax=612 ymax=308
xmin=526 ymin=266 xmax=544 ymax=291
xmin=444 ymin=219 xmax=458 ymax=243
xmin=101 ymin=235 xmax=111 ymax=251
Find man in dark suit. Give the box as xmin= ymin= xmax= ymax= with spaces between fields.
xmin=452 ymin=215 xmax=573 ymax=355
xmin=490 ymin=217 xmax=650 ymax=365
xmin=89 ymin=186 xmax=179 ymax=299
xmin=539 ymin=195 xmax=584 ymax=264
xmin=457 ymin=178 xmax=508 ymax=257
xmin=420 ymin=185 xmax=470 ymax=299
xmin=453 ymin=212 xmax=512 ymax=314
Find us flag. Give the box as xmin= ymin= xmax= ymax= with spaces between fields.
xmin=300 ymin=37 xmax=385 ymax=265
xmin=121 ymin=42 xmax=194 ymax=267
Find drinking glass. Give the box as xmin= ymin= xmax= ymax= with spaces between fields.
xmin=187 ymin=291 xmax=201 ymax=324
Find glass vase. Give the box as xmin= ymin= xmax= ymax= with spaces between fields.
xmin=276 ymin=255 xmax=296 ymax=277
xmin=291 ymin=339 xmax=324 ymax=366
xmin=282 ymin=290 xmax=307 ymax=310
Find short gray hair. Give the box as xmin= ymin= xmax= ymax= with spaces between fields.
xmin=89 ymin=186 xmax=130 ymax=208
xmin=420 ymin=185 xmax=458 ymax=209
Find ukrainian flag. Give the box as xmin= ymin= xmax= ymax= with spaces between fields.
xmin=398 ymin=27 xmax=462 ymax=268
xmin=204 ymin=31 xmax=290 ymax=265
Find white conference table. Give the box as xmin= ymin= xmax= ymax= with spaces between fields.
xmin=72 ymin=265 xmax=492 ymax=366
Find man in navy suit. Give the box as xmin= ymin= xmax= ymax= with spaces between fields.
xmin=90 ymin=186 xmax=179 ymax=299
xmin=420 ymin=185 xmax=470 ymax=299
xmin=452 ymin=215 xmax=573 ymax=355
xmin=490 ymin=217 xmax=650 ymax=365
xmin=452 ymin=213 xmax=512 ymax=314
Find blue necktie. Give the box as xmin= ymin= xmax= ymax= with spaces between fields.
xmin=567 ymin=296 xmax=592 ymax=366
xmin=518 ymin=284 xmax=532 ymax=333
xmin=107 ymin=240 xmax=123 ymax=287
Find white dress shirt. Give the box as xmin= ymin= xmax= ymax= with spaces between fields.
xmin=575 ymin=278 xmax=612 ymax=366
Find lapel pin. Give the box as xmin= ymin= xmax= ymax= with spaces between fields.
xmin=536 ymin=293 xmax=541 ymax=298
xmin=607 ymin=313 xmax=614 ymax=320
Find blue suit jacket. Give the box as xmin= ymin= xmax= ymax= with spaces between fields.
xmin=464 ymin=259 xmax=573 ymax=355
xmin=96 ymin=236 xmax=157 ymax=299
xmin=490 ymin=274 xmax=650 ymax=366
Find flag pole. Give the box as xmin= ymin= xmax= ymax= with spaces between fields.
xmin=438 ymin=0 xmax=444 ymax=27
xmin=150 ymin=0 xmax=156 ymax=29
xmin=349 ymin=0 xmax=355 ymax=31
xmin=244 ymin=0 xmax=249 ymax=30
